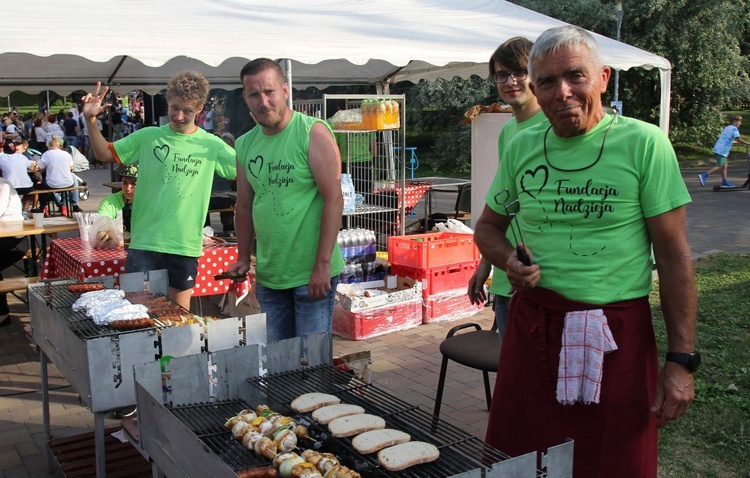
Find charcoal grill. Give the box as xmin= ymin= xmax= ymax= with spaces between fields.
xmin=135 ymin=346 xmax=573 ymax=477
xmin=29 ymin=271 xmax=268 ymax=478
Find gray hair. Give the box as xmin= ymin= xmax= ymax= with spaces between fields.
xmin=528 ymin=26 xmax=604 ymax=78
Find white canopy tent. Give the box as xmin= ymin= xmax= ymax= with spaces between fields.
xmin=0 ymin=0 xmax=672 ymax=131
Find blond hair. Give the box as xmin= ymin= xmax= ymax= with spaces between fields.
xmin=46 ymin=135 xmax=64 ymax=149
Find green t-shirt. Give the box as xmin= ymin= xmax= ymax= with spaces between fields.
xmin=485 ymin=111 xmax=548 ymax=296
xmin=97 ymin=191 xmax=126 ymax=219
xmin=334 ymin=131 xmax=376 ymax=163
xmin=112 ymin=125 xmax=236 ymax=257
xmin=489 ymin=114 xmax=690 ymax=304
xmin=235 ymin=112 xmax=345 ymax=289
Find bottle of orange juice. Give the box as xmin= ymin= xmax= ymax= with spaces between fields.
xmin=377 ymin=100 xmax=387 ymax=130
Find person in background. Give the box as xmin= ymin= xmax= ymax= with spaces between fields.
xmin=0 ymin=138 xmax=37 ymax=211
xmin=3 ymin=117 xmax=19 ymax=141
xmin=63 ymin=112 xmax=79 ymax=149
xmin=205 ymin=132 xmax=237 ymax=234
xmin=98 ymin=164 xmax=138 ymax=240
xmin=81 ymin=71 xmax=236 ymax=311
xmin=202 ymin=103 xmax=215 ymax=134
xmin=23 ymin=113 xmax=34 ymax=142
xmin=229 ymin=58 xmax=345 ymax=342
xmin=475 ymin=26 xmax=697 ymax=477
xmin=698 ymin=114 xmax=750 ymax=188
xmin=37 ymin=135 xmax=80 ymax=215
xmin=0 ymin=178 xmax=26 ymax=327
xmin=328 ymin=100 xmax=378 ymax=200
xmin=467 ymin=36 xmax=546 ymax=341
xmin=43 ymin=114 xmax=65 ymax=142
xmin=33 ymin=117 xmax=47 ymax=153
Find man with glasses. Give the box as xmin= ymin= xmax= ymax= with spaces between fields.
xmin=475 ymin=26 xmax=697 ymax=477
xmin=468 ymin=37 xmax=546 ymax=341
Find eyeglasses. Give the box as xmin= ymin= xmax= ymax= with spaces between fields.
xmin=493 ymin=70 xmax=528 ymax=83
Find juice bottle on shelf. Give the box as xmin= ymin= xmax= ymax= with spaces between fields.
xmin=362 ymin=100 xmax=374 ymax=130
xmin=390 ymin=100 xmax=400 ymax=128
xmin=377 ymin=100 xmax=387 ymax=130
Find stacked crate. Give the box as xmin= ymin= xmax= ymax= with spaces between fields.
xmin=388 ymin=232 xmax=484 ymax=323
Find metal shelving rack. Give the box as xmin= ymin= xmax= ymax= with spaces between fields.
xmin=322 ymin=93 xmax=407 ymax=251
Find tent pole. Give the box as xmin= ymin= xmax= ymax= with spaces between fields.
xmin=46 ymin=91 xmax=50 ymax=112
xmin=284 ymin=59 xmax=293 ymax=108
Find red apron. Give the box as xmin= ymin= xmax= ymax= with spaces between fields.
xmin=485 ymin=287 xmax=659 ymax=478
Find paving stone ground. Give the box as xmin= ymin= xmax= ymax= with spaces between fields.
xmin=1 ymin=163 xmax=748 ymax=476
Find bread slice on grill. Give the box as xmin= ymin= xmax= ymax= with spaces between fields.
xmin=328 ymin=414 xmax=386 ymax=437
xmin=311 ymin=403 xmax=365 ymax=424
xmin=351 ymin=428 xmax=411 ymax=454
xmin=290 ymin=392 xmax=341 ymax=413
xmin=377 ymin=441 xmax=440 ymax=471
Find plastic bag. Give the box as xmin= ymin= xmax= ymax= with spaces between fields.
xmin=89 ymin=215 xmax=124 ymax=249
xmin=434 ymin=218 xmax=474 ymax=234
xmin=329 ymin=108 xmax=363 ymax=130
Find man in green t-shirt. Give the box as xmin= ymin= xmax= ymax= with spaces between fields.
xmin=229 ymin=58 xmax=345 ymax=342
xmin=81 ymin=72 xmax=236 ymax=310
xmin=476 ymin=26 xmax=697 ymax=477
xmin=467 ymin=36 xmax=546 ymax=341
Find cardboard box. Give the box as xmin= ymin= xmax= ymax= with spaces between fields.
xmin=336 ymin=276 xmax=422 ymax=312
xmin=333 ymin=298 xmax=422 ymax=340
xmin=422 ymin=287 xmax=484 ymax=323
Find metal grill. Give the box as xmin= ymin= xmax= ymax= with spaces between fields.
xmin=30 ymin=282 xmax=172 ymax=340
xmin=161 ymin=364 xmax=544 ymax=478
xmin=30 ymin=281 xmax=91 ymax=309
xmin=168 ymin=400 xmax=270 ymax=472
xmin=246 ymin=364 xmax=532 ymax=477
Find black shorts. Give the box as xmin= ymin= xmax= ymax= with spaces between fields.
xmin=125 ymin=249 xmax=198 ymax=291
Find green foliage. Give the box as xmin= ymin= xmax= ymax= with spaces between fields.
xmin=403 ymin=76 xmax=495 ymax=174
xmin=509 ymin=0 xmax=750 ymax=146
xmin=651 ymin=253 xmax=750 ymax=476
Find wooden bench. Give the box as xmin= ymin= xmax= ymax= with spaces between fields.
xmin=0 ymin=276 xmax=39 ymax=303
xmin=208 ymin=206 xmax=235 ymax=214
xmin=25 ymin=186 xmax=87 ymax=216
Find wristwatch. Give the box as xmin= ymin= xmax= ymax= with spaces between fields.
xmin=666 ymin=351 xmax=701 ymax=372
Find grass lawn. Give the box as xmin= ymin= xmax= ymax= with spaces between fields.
xmin=653 ymin=253 xmax=750 ymax=477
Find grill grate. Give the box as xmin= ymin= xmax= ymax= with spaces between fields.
xmin=31 ymin=283 xmax=172 ymax=340
xmin=246 ymin=364 xmax=528 ymax=477
xmin=163 ymin=364 xmax=543 ymax=477
xmin=168 ymin=400 xmax=270 ymax=471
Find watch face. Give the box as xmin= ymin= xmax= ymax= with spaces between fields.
xmin=689 ymin=352 xmax=701 ymax=371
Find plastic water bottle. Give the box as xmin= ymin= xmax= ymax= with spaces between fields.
xmin=341 ymin=174 xmax=356 ymax=213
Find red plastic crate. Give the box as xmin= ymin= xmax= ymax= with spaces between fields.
xmin=388 ymin=232 xmax=480 ymax=268
xmin=422 ymin=288 xmax=484 ymax=323
xmin=333 ymin=299 xmax=422 ymax=340
xmin=391 ymin=260 xmax=478 ymax=296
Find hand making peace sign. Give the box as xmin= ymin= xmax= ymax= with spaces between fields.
xmin=81 ymin=82 xmax=112 ymax=121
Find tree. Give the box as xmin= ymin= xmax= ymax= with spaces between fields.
xmin=510 ymin=0 xmax=750 ymax=145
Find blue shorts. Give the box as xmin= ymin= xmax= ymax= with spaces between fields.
xmin=255 ymin=277 xmax=338 ymax=342
xmin=715 ymin=154 xmax=728 ymax=167
xmin=125 ymin=249 xmax=197 ymax=291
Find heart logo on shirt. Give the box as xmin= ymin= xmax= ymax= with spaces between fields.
xmin=248 ymin=155 xmax=263 ymax=179
xmin=493 ymin=189 xmax=510 ymax=207
xmin=154 ymin=145 xmax=170 ymax=164
xmin=520 ymin=165 xmax=548 ymax=199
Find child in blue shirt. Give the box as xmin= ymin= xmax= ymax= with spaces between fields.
xmin=699 ymin=114 xmax=750 ymax=187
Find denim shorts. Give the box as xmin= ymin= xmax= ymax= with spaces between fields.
xmin=125 ymin=249 xmax=198 ymax=291
xmin=255 ymin=277 xmax=338 ymax=342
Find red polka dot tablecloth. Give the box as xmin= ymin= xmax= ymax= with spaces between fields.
xmin=41 ymin=237 xmax=240 ymax=297
xmin=372 ymin=184 xmax=429 ymax=232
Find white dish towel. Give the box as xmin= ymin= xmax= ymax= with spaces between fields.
xmin=556 ymin=309 xmax=618 ymax=405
